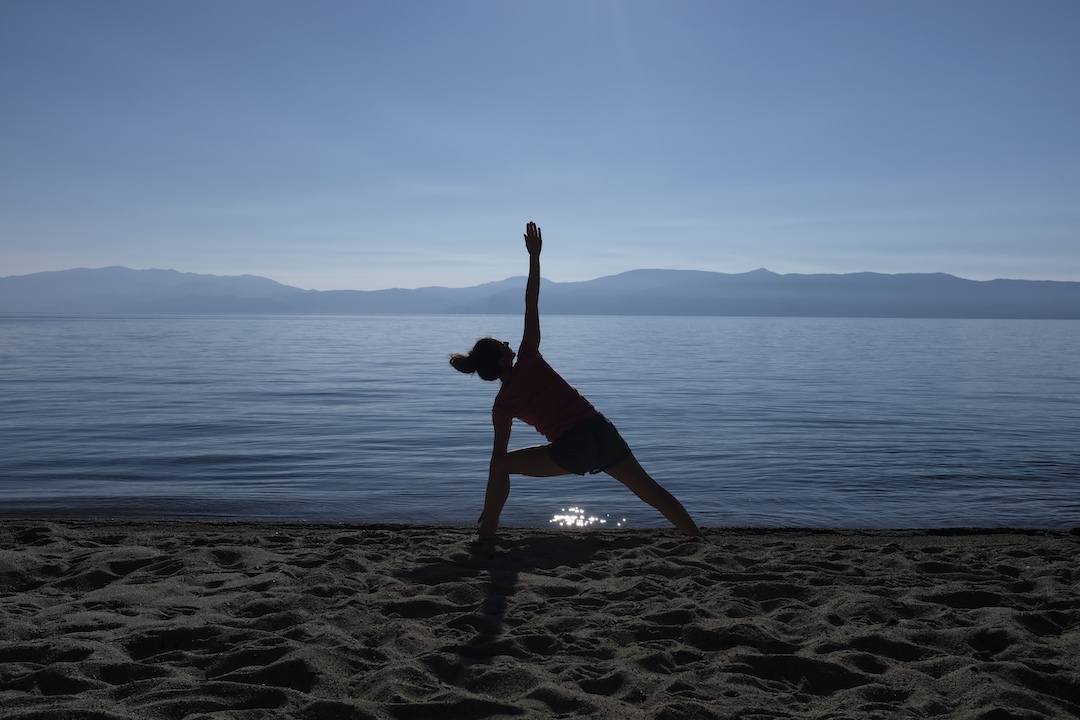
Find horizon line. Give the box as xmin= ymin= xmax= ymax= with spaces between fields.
xmin=4 ymin=264 xmax=1078 ymax=292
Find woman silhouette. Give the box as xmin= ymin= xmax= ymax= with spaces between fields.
xmin=450 ymin=222 xmax=702 ymax=538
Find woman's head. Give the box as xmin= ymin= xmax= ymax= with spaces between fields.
xmin=450 ymin=337 xmax=514 ymax=382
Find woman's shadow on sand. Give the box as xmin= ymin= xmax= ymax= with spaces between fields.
xmin=395 ymin=533 xmax=652 ymax=663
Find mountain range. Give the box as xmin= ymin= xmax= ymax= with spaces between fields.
xmin=1 ymin=266 xmax=1078 ymax=319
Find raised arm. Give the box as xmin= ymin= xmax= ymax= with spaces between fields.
xmin=522 ymin=221 xmax=542 ymax=349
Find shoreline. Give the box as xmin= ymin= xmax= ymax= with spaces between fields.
xmin=3 ymin=517 xmax=1078 ymax=532
xmin=2 ymin=521 xmax=1078 ymax=718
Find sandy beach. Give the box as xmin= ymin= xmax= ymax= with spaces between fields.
xmin=1 ymin=521 xmax=1077 ymax=719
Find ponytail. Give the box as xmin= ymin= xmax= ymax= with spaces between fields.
xmin=449 ymin=353 xmax=476 ymax=374
xmin=449 ymin=337 xmax=506 ymax=382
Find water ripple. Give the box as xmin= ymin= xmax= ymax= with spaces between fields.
xmin=2 ymin=314 xmax=1078 ymax=528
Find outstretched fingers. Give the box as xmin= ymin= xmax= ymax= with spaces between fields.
xmin=524 ymin=221 xmax=542 ymax=254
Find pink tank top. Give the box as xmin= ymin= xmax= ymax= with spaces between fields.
xmin=492 ymin=342 xmax=597 ymax=441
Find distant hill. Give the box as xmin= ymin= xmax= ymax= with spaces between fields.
xmin=0 ymin=267 xmax=305 ymax=314
xmin=1 ymin=266 xmax=1078 ymax=319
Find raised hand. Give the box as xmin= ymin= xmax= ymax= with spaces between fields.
xmin=524 ymin=221 xmax=542 ymax=256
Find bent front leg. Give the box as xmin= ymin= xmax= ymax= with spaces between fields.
xmin=478 ymin=446 xmax=568 ymax=537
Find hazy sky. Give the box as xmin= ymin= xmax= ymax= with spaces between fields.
xmin=2 ymin=1 xmax=1078 ymax=290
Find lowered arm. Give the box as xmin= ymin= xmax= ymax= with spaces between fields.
xmin=478 ymin=418 xmax=512 ymax=537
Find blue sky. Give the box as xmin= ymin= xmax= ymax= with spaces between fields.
xmin=2 ymin=1 xmax=1078 ymax=290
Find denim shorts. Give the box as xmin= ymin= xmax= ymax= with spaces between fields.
xmin=548 ymin=413 xmax=632 ymax=475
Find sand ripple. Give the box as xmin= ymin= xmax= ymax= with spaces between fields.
xmin=1 ymin=522 xmax=1078 ymax=719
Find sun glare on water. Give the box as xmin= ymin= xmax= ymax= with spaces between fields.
xmin=549 ymin=507 xmax=627 ymax=529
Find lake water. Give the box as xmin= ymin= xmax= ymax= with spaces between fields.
xmin=1 ymin=314 xmax=1078 ymax=529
